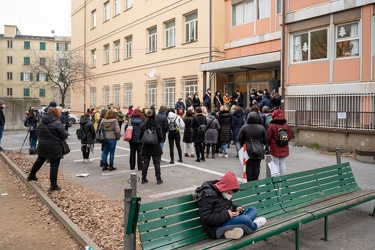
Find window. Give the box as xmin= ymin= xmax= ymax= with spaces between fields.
xmin=40 ymin=58 xmax=46 ymax=66
xmin=56 ymin=43 xmax=69 ymax=51
xmin=22 ymin=73 xmax=33 ymax=81
xmin=7 ymin=56 xmax=13 ymax=64
xmin=6 ymin=88 xmax=13 ymax=97
xmin=39 ymin=89 xmax=46 ymax=97
xmin=164 ymin=79 xmax=175 ymax=108
xmin=24 ymin=57 xmax=30 ymax=65
xmin=258 ymin=0 xmax=270 ymax=20
xmin=59 ymin=58 xmax=68 ymax=67
xmin=91 ymin=49 xmax=96 ymax=67
xmin=90 ymin=87 xmax=97 ymax=108
xmin=7 ymin=72 xmax=12 ymax=80
xmin=104 ymin=1 xmax=110 ymax=21
xmin=292 ymin=28 xmax=328 ymax=63
xmin=184 ymin=12 xmax=198 ymax=42
xmin=103 ymin=86 xmax=110 ymax=107
xmin=124 ymin=84 xmax=132 ymax=107
xmin=7 ymin=40 xmax=13 ymax=48
xmin=164 ymin=20 xmax=175 ymax=48
xmin=40 ymin=42 xmax=46 ymax=50
xmin=336 ymin=22 xmax=359 ymax=58
xmin=114 ymin=0 xmax=120 ymax=15
xmin=147 ymin=83 xmax=157 ymax=107
xmin=92 ymin=10 xmax=97 ymax=28
xmin=276 ymin=0 xmax=282 ymax=14
xmin=24 ymin=41 xmax=30 ymax=50
xmin=23 ymin=88 xmax=30 ymax=97
xmin=232 ymin=0 xmax=254 ymax=26
xmin=183 ymin=75 xmax=198 ymax=99
xmin=126 ymin=36 xmax=132 ymax=58
xmin=126 ymin=0 xmax=133 ymax=9
xmin=113 ymin=84 xmax=120 ymax=106
xmin=114 ymin=40 xmax=120 ymax=61
xmin=37 ymin=73 xmax=47 ymax=82
xmin=104 ymin=44 xmax=110 ymax=64
xmin=148 ymin=27 xmax=157 ymax=52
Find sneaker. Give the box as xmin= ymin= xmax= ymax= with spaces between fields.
xmin=86 ymin=159 xmax=93 ymax=163
xmin=157 ymin=179 xmax=163 ymax=185
xmin=200 ymin=158 xmax=205 ymax=162
xmin=46 ymin=162 xmax=50 ymax=166
xmin=170 ymin=160 xmax=175 ymax=164
xmin=254 ymin=217 xmax=267 ymax=229
xmin=49 ymin=185 xmax=61 ymax=191
xmin=224 ymin=153 xmax=228 ymax=158
xmin=196 ymin=159 xmax=201 ymax=162
xmin=184 ymin=153 xmax=189 ymax=157
xmin=218 ymin=153 xmax=223 ymax=158
xmin=141 ymin=179 xmax=148 ymax=184
xmin=224 ymin=228 xmax=244 ymax=239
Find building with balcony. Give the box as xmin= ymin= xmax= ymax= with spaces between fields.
xmin=0 ymin=25 xmax=71 ymax=107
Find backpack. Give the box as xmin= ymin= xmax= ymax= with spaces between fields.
xmin=168 ymin=117 xmax=179 ymax=135
xmin=195 ymin=117 xmax=207 ymax=135
xmin=275 ymin=124 xmax=289 ymax=147
xmin=76 ymin=125 xmax=87 ymax=140
xmin=264 ymin=113 xmax=272 ymax=127
xmin=193 ymin=184 xmax=211 ymax=202
xmin=142 ymin=127 xmax=159 ymax=145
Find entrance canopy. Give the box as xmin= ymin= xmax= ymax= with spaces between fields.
xmin=200 ymin=51 xmax=280 ymax=74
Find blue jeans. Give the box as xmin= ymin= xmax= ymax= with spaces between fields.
xmin=30 ymin=137 xmax=37 ymax=148
xmin=216 ymin=206 xmax=258 ymax=238
xmin=220 ymin=144 xmax=227 ymax=154
xmin=101 ymin=139 xmax=117 ymax=164
xmin=160 ymin=142 xmax=164 ymax=149
xmin=0 ymin=126 xmax=3 ymax=147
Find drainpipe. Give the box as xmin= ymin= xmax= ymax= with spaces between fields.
xmin=280 ymin=0 xmax=286 ymax=111
xmin=83 ymin=1 xmax=87 ymax=113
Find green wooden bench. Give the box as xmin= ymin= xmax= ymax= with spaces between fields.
xmin=130 ymin=162 xmax=375 ymax=250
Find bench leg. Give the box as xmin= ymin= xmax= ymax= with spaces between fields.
xmin=295 ymin=226 xmax=300 ymax=250
xmin=323 ymin=216 xmax=328 ymax=241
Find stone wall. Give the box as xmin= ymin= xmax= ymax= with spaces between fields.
xmin=0 ymin=98 xmax=40 ymax=130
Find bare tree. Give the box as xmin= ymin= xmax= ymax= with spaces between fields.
xmin=28 ymin=50 xmax=94 ymax=107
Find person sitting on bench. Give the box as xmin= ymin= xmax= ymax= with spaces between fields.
xmin=197 ymin=171 xmax=267 ymax=239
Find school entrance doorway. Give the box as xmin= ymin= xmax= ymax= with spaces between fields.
xmin=224 ymin=82 xmax=269 ymax=108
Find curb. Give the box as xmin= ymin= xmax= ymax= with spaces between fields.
xmin=0 ymin=152 xmax=101 ymax=250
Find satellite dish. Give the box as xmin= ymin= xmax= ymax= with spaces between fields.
xmin=149 ymin=68 xmax=156 ymax=78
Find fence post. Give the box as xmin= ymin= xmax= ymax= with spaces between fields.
xmin=335 ymin=148 xmax=341 ymax=164
xmin=124 ymin=173 xmax=138 ymax=250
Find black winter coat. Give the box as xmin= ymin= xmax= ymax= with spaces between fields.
xmin=192 ymin=114 xmax=207 ymax=143
xmin=192 ymin=97 xmax=201 ymax=108
xmin=183 ymin=116 xmax=194 ymax=143
xmin=79 ymin=115 xmax=96 ymax=144
xmin=126 ymin=117 xmax=145 ymax=143
xmin=139 ymin=119 xmax=163 ymax=156
xmin=37 ymin=114 xmax=68 ymax=159
xmin=218 ymin=111 xmax=232 ymax=144
xmin=155 ymin=112 xmax=168 ymax=143
xmin=231 ymin=110 xmax=246 ymax=144
xmin=238 ymin=112 xmax=268 ymax=159
xmin=198 ymin=180 xmax=240 ymax=239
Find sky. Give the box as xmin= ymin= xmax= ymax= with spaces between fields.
xmin=0 ymin=0 xmax=71 ymax=37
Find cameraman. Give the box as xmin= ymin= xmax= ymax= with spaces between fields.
xmin=26 ymin=107 xmax=40 ymax=151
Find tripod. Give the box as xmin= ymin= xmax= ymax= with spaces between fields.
xmin=20 ymin=128 xmax=30 ymax=153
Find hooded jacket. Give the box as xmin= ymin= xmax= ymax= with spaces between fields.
xmin=79 ymin=115 xmax=96 ymax=144
xmin=218 ymin=110 xmax=232 ymax=144
xmin=100 ymin=118 xmax=121 ymax=140
xmin=268 ymin=109 xmax=292 ymax=157
xmin=125 ymin=116 xmax=145 ymax=143
xmin=167 ymin=111 xmax=185 ymax=139
xmin=139 ymin=119 xmax=163 ymax=156
xmin=198 ymin=172 xmax=240 ymax=239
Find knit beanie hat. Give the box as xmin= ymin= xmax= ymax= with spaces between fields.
xmin=214 ymin=172 xmax=240 ymax=193
xmin=271 ymin=109 xmax=284 ymax=119
xmin=210 ymin=111 xmax=216 ymax=116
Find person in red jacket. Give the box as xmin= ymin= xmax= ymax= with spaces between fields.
xmin=267 ymin=109 xmax=293 ymax=175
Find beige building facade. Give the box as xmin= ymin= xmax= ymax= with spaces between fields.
xmin=70 ymin=0 xmax=226 ymax=112
xmin=0 ymin=25 xmax=71 ymax=107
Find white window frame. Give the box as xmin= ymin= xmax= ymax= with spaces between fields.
xmin=232 ymin=0 xmax=254 ymax=26
xmin=183 ymin=76 xmax=198 ymax=100
xmin=147 ymin=84 xmax=157 ymax=107
xmin=114 ymin=0 xmax=120 ymax=16
xmin=104 ymin=44 xmax=110 ymax=64
xmin=103 ymin=86 xmax=110 ymax=107
xmin=184 ymin=12 xmax=198 ymax=42
xmin=291 ymin=28 xmax=328 ymax=63
xmin=148 ymin=27 xmax=157 ymax=52
xmin=90 ymin=87 xmax=97 ymax=108
xmin=164 ymin=81 xmax=175 ymax=108
xmin=126 ymin=0 xmax=133 ymax=9
xmin=257 ymin=0 xmax=270 ymax=20
xmin=114 ymin=40 xmax=120 ymax=61
xmin=126 ymin=36 xmax=132 ymax=58
xmin=164 ymin=20 xmax=176 ymax=48
xmin=335 ymin=21 xmax=360 ymax=59
xmin=24 ymin=73 xmax=31 ymax=81
xmin=104 ymin=1 xmax=110 ymax=21
xmin=91 ymin=49 xmax=96 ymax=67
xmin=124 ymin=84 xmax=132 ymax=107
xmin=92 ymin=10 xmax=97 ymax=28
xmin=113 ymin=85 xmax=121 ymax=106
xmin=39 ymin=73 xmax=47 ymax=82
xmin=276 ymin=0 xmax=282 ymax=14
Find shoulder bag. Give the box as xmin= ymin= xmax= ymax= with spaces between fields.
xmin=46 ymin=125 xmax=70 ymax=155
xmin=246 ymin=129 xmax=263 ymax=158
xmin=123 ymin=119 xmax=133 ymax=141
xmin=142 ymin=127 xmax=159 ymax=146
xmin=95 ymin=122 xmax=105 ymax=143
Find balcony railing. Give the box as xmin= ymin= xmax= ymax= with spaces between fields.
xmin=285 ymin=110 xmax=375 ymax=134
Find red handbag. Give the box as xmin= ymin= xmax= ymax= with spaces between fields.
xmin=123 ymin=121 xmax=133 ymax=141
